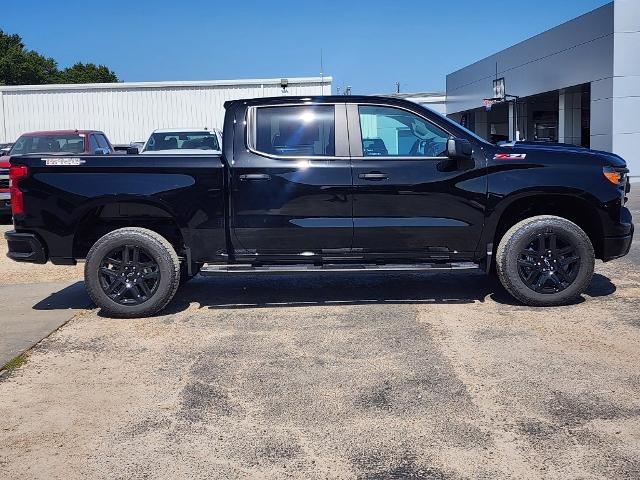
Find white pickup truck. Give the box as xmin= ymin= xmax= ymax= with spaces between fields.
xmin=140 ymin=128 xmax=222 ymax=155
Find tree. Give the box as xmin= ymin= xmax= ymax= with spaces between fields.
xmin=57 ymin=63 xmax=118 ymax=84
xmin=0 ymin=29 xmax=118 ymax=85
xmin=0 ymin=30 xmax=58 ymax=85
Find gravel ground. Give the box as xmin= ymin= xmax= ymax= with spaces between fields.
xmin=0 ymin=196 xmax=639 ymax=479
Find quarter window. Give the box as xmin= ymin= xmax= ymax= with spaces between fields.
xmin=359 ymin=105 xmax=449 ymax=157
xmin=255 ymin=105 xmax=335 ymax=157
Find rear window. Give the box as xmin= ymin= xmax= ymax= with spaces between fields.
xmin=10 ymin=135 xmax=85 ymax=155
xmin=254 ymin=105 xmax=335 ymax=157
xmin=144 ymin=132 xmax=220 ymax=152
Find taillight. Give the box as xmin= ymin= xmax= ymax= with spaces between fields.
xmin=9 ymin=165 xmax=28 ymax=216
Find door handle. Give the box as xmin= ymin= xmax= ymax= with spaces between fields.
xmin=359 ymin=172 xmax=389 ymax=181
xmin=239 ymin=173 xmax=271 ymax=181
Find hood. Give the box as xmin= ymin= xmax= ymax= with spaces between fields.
xmin=496 ymin=142 xmax=627 ymax=169
xmin=140 ymin=149 xmax=221 ymax=155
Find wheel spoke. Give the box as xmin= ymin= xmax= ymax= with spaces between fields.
xmin=111 ymin=281 xmax=128 ymax=300
xmin=142 ymin=270 xmax=159 ymax=280
xmin=106 ymin=277 xmax=124 ymax=294
xmin=517 ymin=258 xmax=536 ymax=268
xmin=132 ymin=246 xmax=140 ymax=265
xmin=105 ymin=257 xmax=122 ymax=267
xmin=548 ymin=273 xmax=562 ymax=288
xmin=524 ymin=269 xmax=538 ymax=284
xmin=534 ymin=273 xmax=548 ymax=291
xmin=560 ymin=255 xmax=580 ymax=267
xmin=548 ymin=233 xmax=557 ymax=254
xmin=129 ymin=284 xmax=144 ymax=303
xmin=554 ymin=266 xmax=569 ymax=283
xmin=556 ymin=246 xmax=574 ymax=256
xmin=122 ymin=246 xmax=131 ymax=264
xmin=537 ymin=236 xmax=546 ymax=255
xmin=100 ymin=267 xmax=119 ymax=279
xmin=138 ymin=279 xmax=152 ymax=297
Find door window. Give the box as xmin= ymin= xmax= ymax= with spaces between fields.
xmin=254 ymin=105 xmax=335 ymax=157
xmin=89 ymin=135 xmax=99 ymax=153
xmin=95 ymin=134 xmax=110 ymax=150
xmin=359 ymin=105 xmax=448 ymax=157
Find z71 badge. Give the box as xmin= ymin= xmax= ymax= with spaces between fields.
xmin=494 ymin=153 xmax=527 ymax=160
xmin=43 ymin=157 xmax=86 ymax=166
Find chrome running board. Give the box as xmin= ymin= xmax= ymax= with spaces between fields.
xmin=200 ymin=262 xmax=479 ymax=276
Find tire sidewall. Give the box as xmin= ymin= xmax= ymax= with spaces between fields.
xmin=500 ymin=218 xmax=594 ymax=305
xmin=85 ymin=230 xmax=179 ymax=317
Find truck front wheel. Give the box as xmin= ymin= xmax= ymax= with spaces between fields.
xmin=84 ymin=227 xmax=181 ymax=318
xmin=496 ymin=215 xmax=595 ymax=306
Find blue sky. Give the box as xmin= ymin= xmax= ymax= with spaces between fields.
xmin=2 ymin=0 xmax=610 ymax=94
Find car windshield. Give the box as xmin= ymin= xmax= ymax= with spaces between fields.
xmin=10 ymin=135 xmax=85 ymax=155
xmin=144 ymin=132 xmax=220 ymax=152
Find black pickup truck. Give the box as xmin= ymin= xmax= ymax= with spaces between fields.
xmin=5 ymin=95 xmax=634 ymax=317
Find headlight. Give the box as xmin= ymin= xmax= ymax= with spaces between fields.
xmin=602 ymin=166 xmax=627 ymax=186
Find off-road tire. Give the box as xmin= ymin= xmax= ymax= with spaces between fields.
xmin=85 ymin=227 xmax=181 ymax=318
xmin=496 ymin=215 xmax=595 ymax=306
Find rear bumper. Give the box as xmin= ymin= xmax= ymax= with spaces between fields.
xmin=602 ymin=224 xmax=634 ymax=262
xmin=4 ymin=230 xmax=47 ymax=264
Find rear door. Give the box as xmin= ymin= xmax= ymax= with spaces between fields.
xmin=348 ymin=103 xmax=486 ymax=259
xmin=229 ymin=102 xmax=353 ymax=260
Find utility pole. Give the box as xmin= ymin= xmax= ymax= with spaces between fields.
xmin=395 ymin=82 xmax=400 ymax=94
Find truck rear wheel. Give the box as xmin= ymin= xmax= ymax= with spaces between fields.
xmin=496 ymin=215 xmax=594 ymax=307
xmin=84 ymin=227 xmax=181 ymax=318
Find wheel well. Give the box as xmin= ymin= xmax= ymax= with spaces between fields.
xmin=494 ymin=195 xmax=604 ymax=258
xmin=73 ymin=203 xmax=185 ymax=259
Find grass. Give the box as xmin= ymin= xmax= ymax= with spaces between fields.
xmin=1 ymin=354 xmax=27 ymax=372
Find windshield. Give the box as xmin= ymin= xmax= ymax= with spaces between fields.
xmin=144 ymin=132 xmax=220 ymax=152
xmin=10 ymin=135 xmax=85 ymax=155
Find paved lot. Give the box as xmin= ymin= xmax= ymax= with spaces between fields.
xmin=0 ymin=194 xmax=639 ymax=479
xmin=0 ymin=225 xmax=86 ymax=367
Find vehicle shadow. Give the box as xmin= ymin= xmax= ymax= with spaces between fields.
xmin=165 ymin=271 xmax=617 ymax=313
xmin=32 ymin=281 xmax=92 ymax=310
xmin=30 ymin=272 xmax=617 ymax=315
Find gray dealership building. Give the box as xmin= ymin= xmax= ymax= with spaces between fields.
xmin=446 ymin=0 xmax=640 ymax=178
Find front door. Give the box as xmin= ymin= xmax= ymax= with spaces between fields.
xmin=230 ymin=102 xmax=353 ymax=260
xmin=349 ymin=103 xmax=486 ymax=259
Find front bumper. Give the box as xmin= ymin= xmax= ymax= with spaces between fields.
xmin=602 ymin=224 xmax=634 ymax=261
xmin=5 ymin=230 xmax=47 ymax=264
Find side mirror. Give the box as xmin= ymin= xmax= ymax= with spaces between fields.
xmin=126 ymin=146 xmax=139 ymax=155
xmin=447 ymin=137 xmax=473 ymax=159
xmin=93 ymin=147 xmax=110 ymax=155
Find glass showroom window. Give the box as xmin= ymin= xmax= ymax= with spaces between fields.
xmin=359 ymin=105 xmax=449 ymax=157
xmin=255 ymin=105 xmax=335 ymax=157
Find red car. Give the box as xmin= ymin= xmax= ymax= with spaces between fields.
xmin=0 ymin=130 xmax=114 ymax=216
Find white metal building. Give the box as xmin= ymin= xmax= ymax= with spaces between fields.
xmin=446 ymin=0 xmax=640 ymax=178
xmin=0 ymin=76 xmax=332 ymax=144
xmin=384 ymin=92 xmax=447 ymax=115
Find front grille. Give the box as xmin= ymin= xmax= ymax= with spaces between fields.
xmin=0 ymin=179 xmax=9 ymax=189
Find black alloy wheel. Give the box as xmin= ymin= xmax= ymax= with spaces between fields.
xmin=517 ymin=231 xmax=581 ymax=294
xmin=98 ymin=244 xmax=161 ymax=305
